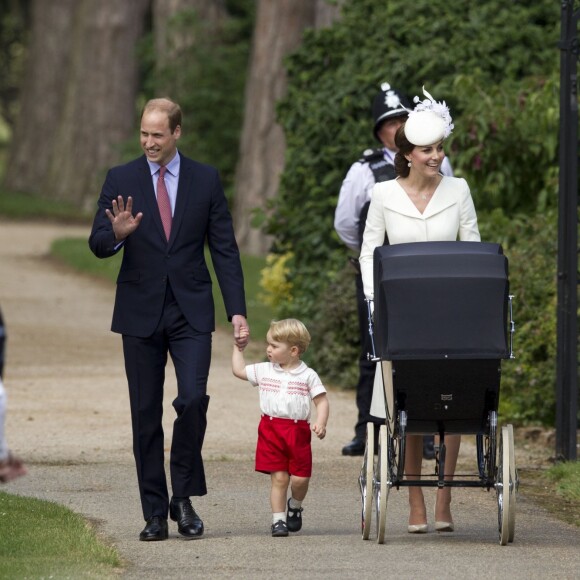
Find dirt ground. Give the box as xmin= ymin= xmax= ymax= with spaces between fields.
xmin=1 ymin=220 xmax=578 ymax=579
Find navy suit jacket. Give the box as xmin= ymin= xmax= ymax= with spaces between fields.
xmin=89 ymin=153 xmax=246 ymax=337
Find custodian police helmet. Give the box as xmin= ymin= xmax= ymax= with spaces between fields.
xmin=372 ymin=82 xmax=412 ymax=142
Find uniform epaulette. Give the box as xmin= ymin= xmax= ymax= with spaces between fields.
xmin=358 ymin=148 xmax=384 ymax=164
xmin=357 ymin=148 xmax=397 ymax=184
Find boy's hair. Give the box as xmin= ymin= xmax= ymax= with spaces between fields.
xmin=268 ymin=319 xmax=311 ymax=355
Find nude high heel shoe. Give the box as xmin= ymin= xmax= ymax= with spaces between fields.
xmin=408 ymin=504 xmax=428 ymax=533
xmin=434 ymin=520 xmax=454 ymax=532
xmin=408 ymin=523 xmax=428 ymax=533
xmin=434 ymin=505 xmax=454 ymax=532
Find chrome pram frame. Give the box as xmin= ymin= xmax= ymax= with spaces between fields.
xmin=358 ymin=242 xmax=519 ymax=546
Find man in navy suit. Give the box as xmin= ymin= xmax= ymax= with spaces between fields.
xmin=89 ymin=98 xmax=248 ymax=541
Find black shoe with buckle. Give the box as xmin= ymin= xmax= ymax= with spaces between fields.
xmin=169 ymin=497 xmax=204 ymax=539
xmin=139 ymin=516 xmax=168 ymax=541
xmin=271 ymin=520 xmax=288 ymax=537
xmin=341 ymin=438 xmax=365 ymax=456
xmin=286 ymin=499 xmax=303 ymax=532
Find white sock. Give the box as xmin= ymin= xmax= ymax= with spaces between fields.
xmin=289 ymin=498 xmax=302 ymax=510
xmin=273 ymin=512 xmax=286 ymax=524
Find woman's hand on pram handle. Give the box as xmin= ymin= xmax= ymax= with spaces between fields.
xmin=365 ymin=298 xmax=374 ymax=314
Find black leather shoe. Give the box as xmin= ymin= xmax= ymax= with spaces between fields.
xmin=423 ymin=435 xmax=436 ymax=460
xmin=139 ymin=516 xmax=168 ymax=541
xmin=170 ymin=497 xmax=204 ymax=539
xmin=342 ymin=438 xmax=365 ymax=456
xmin=286 ymin=499 xmax=303 ymax=532
xmin=271 ymin=520 xmax=288 ymax=537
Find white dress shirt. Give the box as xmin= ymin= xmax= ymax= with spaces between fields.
xmin=245 ymin=361 xmax=327 ymax=421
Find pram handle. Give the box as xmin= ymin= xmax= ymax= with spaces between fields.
xmin=508 ymin=294 xmax=516 ymax=359
xmin=365 ymin=299 xmax=381 ymax=362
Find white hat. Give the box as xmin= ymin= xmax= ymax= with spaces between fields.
xmin=404 ymin=87 xmax=454 ymax=146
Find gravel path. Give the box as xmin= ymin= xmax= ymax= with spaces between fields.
xmin=1 ymin=220 xmax=579 ymax=579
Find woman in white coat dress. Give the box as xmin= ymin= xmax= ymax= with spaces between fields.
xmin=359 ymin=89 xmax=480 ymax=533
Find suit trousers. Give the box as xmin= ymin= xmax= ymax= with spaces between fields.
xmin=122 ymin=284 xmax=211 ymax=520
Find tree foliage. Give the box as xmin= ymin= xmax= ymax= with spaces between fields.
xmin=136 ymin=0 xmax=255 ymax=198
xmin=0 ymin=0 xmax=30 ymax=133
xmin=263 ymin=0 xmax=564 ymax=425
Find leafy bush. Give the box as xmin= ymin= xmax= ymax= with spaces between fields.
xmin=479 ymin=209 xmax=559 ymax=426
xmin=262 ymin=0 xmax=565 ymax=426
xmin=259 ymin=252 xmax=294 ymax=309
xmin=307 ymin=264 xmax=360 ymax=388
xmin=448 ymin=73 xmax=560 ymax=214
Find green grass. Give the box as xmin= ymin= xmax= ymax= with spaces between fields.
xmin=0 ymin=491 xmax=121 ymax=578
xmin=521 ymin=460 xmax=580 ymax=527
xmin=0 ymin=189 xmax=92 ymax=222
xmin=546 ymin=461 xmax=580 ymax=503
xmin=51 ymin=237 xmax=274 ymax=342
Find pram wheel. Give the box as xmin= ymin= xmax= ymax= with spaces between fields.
xmin=496 ymin=425 xmax=513 ymax=545
xmin=359 ymin=423 xmax=375 ymax=539
xmin=374 ymin=425 xmax=388 ymax=544
xmin=507 ymin=424 xmax=518 ymax=542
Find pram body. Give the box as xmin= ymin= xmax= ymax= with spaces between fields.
xmin=358 ymin=241 xmax=517 ymax=545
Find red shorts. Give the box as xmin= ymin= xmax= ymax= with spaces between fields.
xmin=255 ymin=415 xmax=312 ymax=477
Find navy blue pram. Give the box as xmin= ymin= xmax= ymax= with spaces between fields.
xmin=358 ymin=241 xmax=517 ymax=546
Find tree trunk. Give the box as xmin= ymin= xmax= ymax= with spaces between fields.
xmin=3 ymin=0 xmax=149 ymax=208
xmin=232 ymin=0 xmax=342 ymax=256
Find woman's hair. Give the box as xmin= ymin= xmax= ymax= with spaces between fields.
xmin=141 ymin=97 xmax=182 ymax=133
xmin=394 ymin=123 xmax=415 ymax=178
xmin=268 ymin=319 xmax=311 ymax=354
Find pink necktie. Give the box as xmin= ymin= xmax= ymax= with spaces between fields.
xmin=157 ymin=166 xmax=172 ymax=240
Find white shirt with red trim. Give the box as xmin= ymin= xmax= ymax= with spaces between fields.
xmin=245 ymin=361 xmax=326 ymax=421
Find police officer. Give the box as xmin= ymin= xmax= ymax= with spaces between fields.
xmin=334 ymin=83 xmax=452 ymax=457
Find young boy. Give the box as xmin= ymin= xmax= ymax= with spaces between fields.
xmin=232 ymin=319 xmax=329 ymax=537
